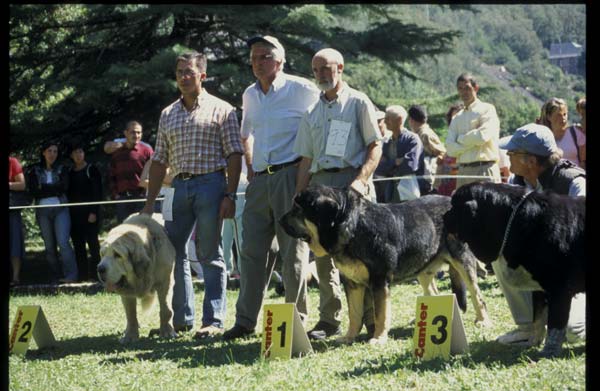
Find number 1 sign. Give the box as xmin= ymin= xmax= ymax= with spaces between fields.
xmin=9 ymin=305 xmax=56 ymax=355
xmin=261 ymin=303 xmax=312 ymax=360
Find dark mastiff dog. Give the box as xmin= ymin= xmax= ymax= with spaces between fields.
xmin=444 ymin=182 xmax=585 ymax=356
xmin=279 ymin=185 xmax=490 ymax=345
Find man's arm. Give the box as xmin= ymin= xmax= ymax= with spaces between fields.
xmin=242 ymin=135 xmax=254 ymax=181
xmin=457 ymin=105 xmax=500 ymax=147
xmin=295 ymin=157 xmax=313 ymax=194
xmin=220 ymin=153 xmax=242 ymax=220
xmin=351 ymin=140 xmax=382 ymax=194
xmin=104 ymin=140 xmax=124 ymax=154
xmin=140 ymin=160 xmax=167 ymax=215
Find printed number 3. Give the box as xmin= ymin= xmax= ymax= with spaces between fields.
xmin=430 ymin=315 xmax=448 ymax=345
xmin=18 ymin=321 xmax=33 ymax=343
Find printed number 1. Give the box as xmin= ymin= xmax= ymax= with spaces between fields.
xmin=277 ymin=322 xmax=287 ymax=347
xmin=18 ymin=321 xmax=33 ymax=343
xmin=430 ymin=315 xmax=448 ymax=345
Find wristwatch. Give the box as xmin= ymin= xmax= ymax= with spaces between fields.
xmin=224 ymin=192 xmax=237 ymax=201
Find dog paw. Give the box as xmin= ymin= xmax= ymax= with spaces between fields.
xmin=475 ymin=318 xmax=493 ymax=328
xmin=160 ymin=326 xmax=178 ymax=339
xmin=368 ymin=335 xmax=388 ymax=345
xmin=119 ymin=332 xmax=139 ymax=344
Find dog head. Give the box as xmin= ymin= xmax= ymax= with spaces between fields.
xmin=97 ymin=221 xmax=154 ymax=295
xmin=280 ymin=185 xmax=357 ymax=257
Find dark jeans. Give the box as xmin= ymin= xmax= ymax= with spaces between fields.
xmin=70 ymin=208 xmax=101 ymax=281
xmin=115 ymin=194 xmax=145 ymax=224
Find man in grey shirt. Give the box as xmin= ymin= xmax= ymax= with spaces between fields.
xmin=295 ymin=48 xmax=383 ymax=341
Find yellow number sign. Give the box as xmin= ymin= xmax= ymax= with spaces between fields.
xmin=412 ymin=294 xmax=468 ymax=360
xmin=9 ymin=305 xmax=56 ymax=355
xmin=261 ymin=303 xmax=312 ymax=360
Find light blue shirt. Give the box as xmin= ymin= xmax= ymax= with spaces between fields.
xmin=294 ymin=82 xmax=382 ymax=173
xmin=240 ymin=72 xmax=320 ymax=172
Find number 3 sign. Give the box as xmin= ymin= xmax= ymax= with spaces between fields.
xmin=412 ymin=294 xmax=468 ymax=360
xmin=9 ymin=305 xmax=56 ymax=355
xmin=261 ymin=303 xmax=312 ymax=360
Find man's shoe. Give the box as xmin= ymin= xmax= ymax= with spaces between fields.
xmin=174 ymin=324 xmax=194 ymax=333
xmin=222 ymin=324 xmax=254 ymax=341
xmin=193 ymin=325 xmax=224 ymax=340
xmin=496 ymin=324 xmax=546 ymax=347
xmin=307 ymin=321 xmax=342 ymax=340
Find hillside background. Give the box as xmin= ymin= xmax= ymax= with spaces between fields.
xmin=10 ymin=4 xmax=586 ymax=164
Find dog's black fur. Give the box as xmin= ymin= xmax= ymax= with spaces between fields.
xmin=280 ymin=184 xmax=490 ymax=344
xmin=444 ymin=182 xmax=585 ymax=355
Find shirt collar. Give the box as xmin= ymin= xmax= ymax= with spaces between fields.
xmin=319 ymin=81 xmax=349 ymax=104
xmin=254 ymin=71 xmax=286 ymax=93
xmin=177 ymin=89 xmax=206 ymax=111
xmin=464 ymin=98 xmax=481 ymax=111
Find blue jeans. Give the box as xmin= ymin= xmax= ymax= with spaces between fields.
xmin=36 ymin=206 xmax=78 ymax=281
xmin=165 ymin=171 xmax=227 ymax=329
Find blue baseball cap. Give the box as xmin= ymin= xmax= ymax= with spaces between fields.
xmin=499 ymin=123 xmax=559 ymax=157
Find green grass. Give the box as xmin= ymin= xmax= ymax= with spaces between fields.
xmin=8 ymin=277 xmax=585 ymax=391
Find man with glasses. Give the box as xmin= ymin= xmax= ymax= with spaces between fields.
xmin=495 ymin=123 xmax=585 ymax=350
xmin=222 ymin=35 xmax=320 ymax=341
xmin=141 ymin=51 xmax=243 ymax=339
xmin=445 ymin=73 xmax=501 ymax=188
xmin=294 ymin=48 xmax=383 ymax=341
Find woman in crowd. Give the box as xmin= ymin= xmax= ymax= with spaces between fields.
xmin=26 ymin=141 xmax=78 ymax=283
xmin=539 ymin=97 xmax=586 ymax=169
xmin=9 ymin=155 xmax=27 ymax=286
xmin=67 ymin=141 xmax=103 ymax=281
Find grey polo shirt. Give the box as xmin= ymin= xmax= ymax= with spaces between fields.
xmin=294 ymin=82 xmax=382 ymax=173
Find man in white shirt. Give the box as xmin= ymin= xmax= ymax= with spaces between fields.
xmin=445 ymin=73 xmax=501 ymax=189
xmin=223 ymin=35 xmax=320 ymax=341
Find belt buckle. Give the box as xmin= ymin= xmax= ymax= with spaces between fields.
xmin=267 ymin=165 xmax=274 ymax=175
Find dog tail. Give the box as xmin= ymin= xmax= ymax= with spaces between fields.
xmin=448 ymin=266 xmax=468 ymax=313
xmin=141 ymin=292 xmax=156 ymax=312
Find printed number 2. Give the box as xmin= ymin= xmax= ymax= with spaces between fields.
xmin=430 ymin=315 xmax=448 ymax=345
xmin=277 ymin=322 xmax=287 ymax=347
xmin=18 ymin=321 xmax=33 ymax=343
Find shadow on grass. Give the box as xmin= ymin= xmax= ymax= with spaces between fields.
xmin=338 ymin=339 xmax=586 ymax=379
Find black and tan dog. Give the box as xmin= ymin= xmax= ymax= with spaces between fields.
xmin=279 ymin=185 xmax=490 ymax=344
xmin=444 ymin=182 xmax=585 ymax=357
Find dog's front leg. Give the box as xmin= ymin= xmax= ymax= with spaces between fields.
xmin=156 ymin=281 xmax=177 ymax=339
xmin=540 ymin=292 xmax=571 ymax=358
xmin=370 ymin=283 xmax=391 ymax=345
xmin=338 ymin=281 xmax=365 ymax=344
xmin=120 ymin=296 xmax=139 ymax=344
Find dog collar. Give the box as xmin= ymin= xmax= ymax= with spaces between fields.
xmin=497 ymin=190 xmax=535 ymax=259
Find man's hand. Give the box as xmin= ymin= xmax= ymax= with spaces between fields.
xmin=88 ymin=213 xmax=97 ymax=223
xmin=246 ymin=165 xmax=255 ymax=182
xmin=350 ymin=178 xmax=369 ymax=197
xmin=140 ymin=204 xmax=154 ymax=216
xmin=219 ymin=197 xmax=236 ymax=220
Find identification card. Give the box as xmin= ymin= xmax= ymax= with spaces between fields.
xmin=325 ymin=120 xmax=352 ymax=157
xmin=161 ymin=187 xmax=175 ymax=221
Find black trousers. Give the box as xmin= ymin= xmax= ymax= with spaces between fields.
xmin=70 ymin=209 xmax=100 ymax=281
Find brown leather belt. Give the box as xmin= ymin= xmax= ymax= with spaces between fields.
xmin=175 ymin=172 xmax=200 ymax=180
xmin=255 ymin=158 xmax=301 ymax=176
xmin=459 ymin=160 xmax=495 ymax=168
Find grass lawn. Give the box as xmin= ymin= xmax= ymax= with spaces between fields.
xmin=8 ymin=276 xmax=586 ymax=391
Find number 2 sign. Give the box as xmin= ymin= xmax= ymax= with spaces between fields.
xmin=412 ymin=294 xmax=468 ymax=360
xmin=261 ymin=303 xmax=312 ymax=360
xmin=9 ymin=305 xmax=56 ymax=355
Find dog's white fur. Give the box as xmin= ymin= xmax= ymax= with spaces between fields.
xmin=97 ymin=213 xmax=177 ymax=344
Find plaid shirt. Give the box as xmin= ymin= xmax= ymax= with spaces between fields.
xmin=153 ymin=90 xmax=243 ymax=176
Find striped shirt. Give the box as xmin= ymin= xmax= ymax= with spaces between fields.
xmin=153 ymin=90 xmax=244 ymax=176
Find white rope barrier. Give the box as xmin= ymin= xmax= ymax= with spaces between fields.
xmin=9 ymin=174 xmax=504 ymax=211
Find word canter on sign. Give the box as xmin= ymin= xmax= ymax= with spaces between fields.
xmin=414 ymin=302 xmax=428 ymax=358
xmin=264 ymin=309 xmax=274 ymax=358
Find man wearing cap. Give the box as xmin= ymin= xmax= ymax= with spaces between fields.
xmin=294 ymin=48 xmax=383 ymax=341
xmin=222 ymin=35 xmax=320 ymax=341
xmin=495 ymin=122 xmax=585 ymax=351
xmin=141 ymin=51 xmax=243 ymax=338
xmin=445 ymin=73 xmax=501 ymax=188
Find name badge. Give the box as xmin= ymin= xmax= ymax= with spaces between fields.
xmin=161 ymin=187 xmax=175 ymax=221
xmin=325 ymin=120 xmax=352 ymax=157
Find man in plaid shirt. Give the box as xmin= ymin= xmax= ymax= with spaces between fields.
xmin=142 ymin=51 xmax=243 ymax=339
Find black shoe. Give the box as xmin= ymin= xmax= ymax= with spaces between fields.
xmin=307 ymin=321 xmax=342 ymax=340
xmin=222 ymin=324 xmax=254 ymax=341
xmin=174 ymin=324 xmax=193 ymax=333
